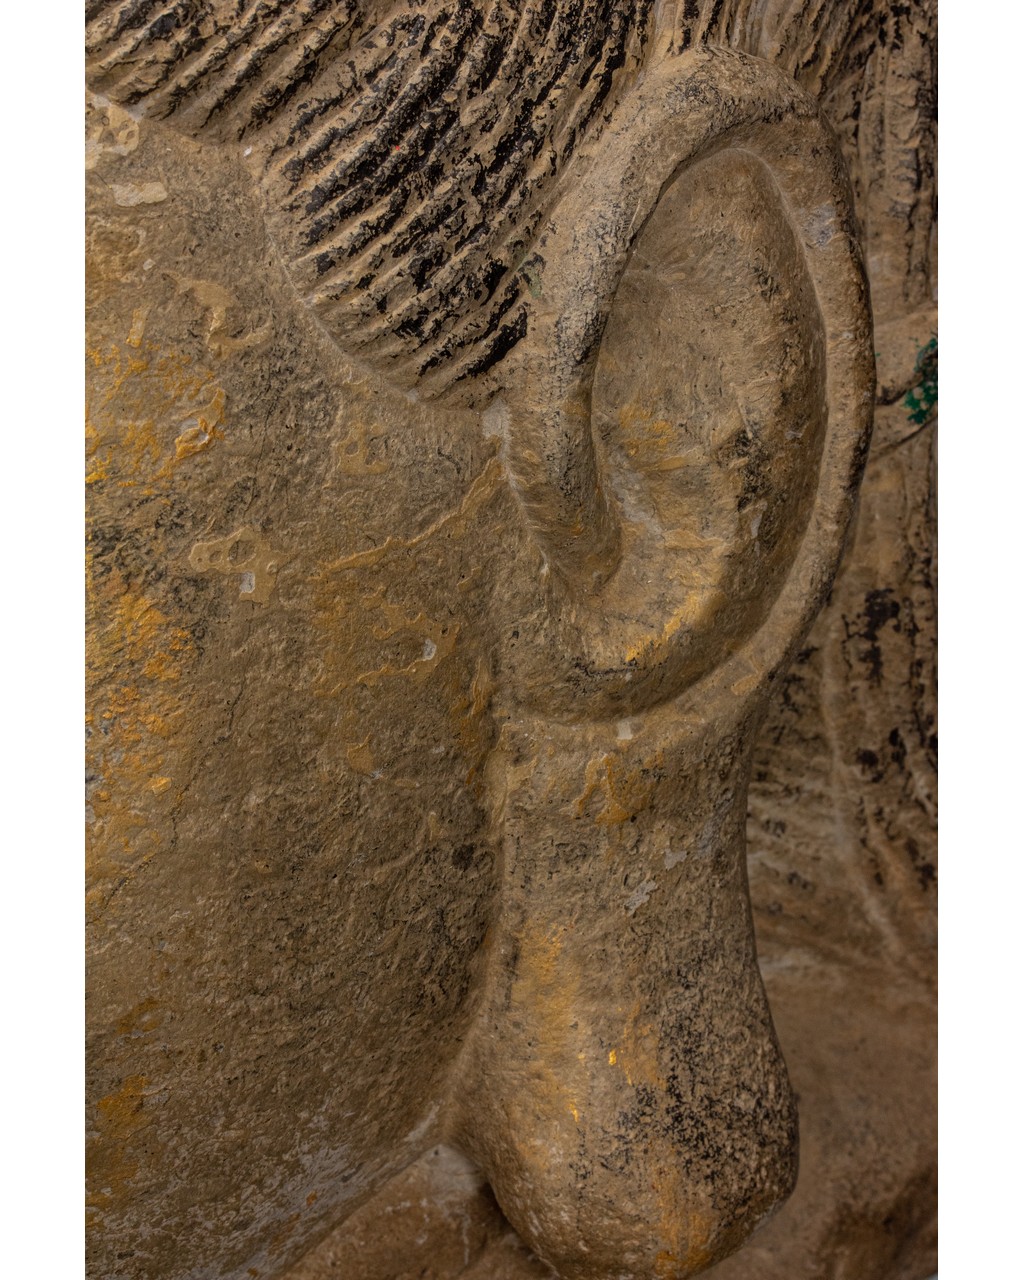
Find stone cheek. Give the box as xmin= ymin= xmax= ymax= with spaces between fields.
xmin=86 ymin=97 xmax=508 ymax=1278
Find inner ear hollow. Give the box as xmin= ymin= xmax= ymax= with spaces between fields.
xmin=583 ymin=145 xmax=829 ymax=691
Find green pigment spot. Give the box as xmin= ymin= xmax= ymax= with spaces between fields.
xmin=517 ymin=253 xmax=545 ymax=300
xmin=903 ymin=336 xmax=938 ymax=426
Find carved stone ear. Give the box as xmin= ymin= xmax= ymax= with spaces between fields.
xmin=504 ymin=46 xmax=874 ymax=720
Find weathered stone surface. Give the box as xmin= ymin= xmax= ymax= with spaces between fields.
xmin=283 ymin=1145 xmax=556 ymax=1280
xmin=86 ymin=3 xmax=934 ymax=1278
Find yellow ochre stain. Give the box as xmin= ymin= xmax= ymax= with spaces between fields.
xmin=617 ymin=402 xmax=679 ymax=467
xmin=622 ymin=592 xmax=710 ymax=665
xmin=116 ymin=997 xmax=164 ymax=1040
xmin=512 ymin=923 xmax=586 ymax=1130
xmin=87 ymin=1075 xmax=150 ymax=1214
xmin=320 ymin=455 xmax=503 ymax=575
xmin=345 ymin=739 xmax=376 ymax=776
xmin=616 ymin=996 xmax=668 ymax=1094
xmin=311 ymin=458 xmax=502 ymax=706
xmin=450 ymin=659 xmax=496 ymax=794
xmin=608 ymin=1004 xmax=723 ymax=1276
xmin=356 ymin=592 xmax=458 ymax=688
xmin=86 ymin=335 xmax=227 ymax=494
xmin=652 ymin=1207 xmax=719 ymax=1277
xmin=308 ymin=453 xmax=503 ymax=782
xmin=86 ymin=561 xmax=192 ymax=919
xmin=575 ymin=750 xmax=662 ymax=826
xmin=174 ymin=387 xmax=226 ymax=459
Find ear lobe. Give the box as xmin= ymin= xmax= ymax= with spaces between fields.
xmin=505 ymin=45 xmax=874 ymax=720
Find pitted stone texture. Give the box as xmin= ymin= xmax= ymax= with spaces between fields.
xmin=279 ymin=2 xmax=937 ymax=1276
xmin=86 ymin=3 xmax=932 ymax=1279
xmin=284 ymin=1146 xmax=556 ymax=1280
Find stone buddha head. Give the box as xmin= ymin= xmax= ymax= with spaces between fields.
xmin=86 ymin=4 xmax=873 ymax=1277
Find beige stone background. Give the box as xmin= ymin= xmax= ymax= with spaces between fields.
xmin=279 ymin=2 xmax=938 ymax=1276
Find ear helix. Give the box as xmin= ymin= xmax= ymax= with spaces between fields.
xmin=502 ymin=45 xmax=874 ymax=721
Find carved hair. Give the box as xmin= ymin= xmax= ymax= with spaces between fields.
xmin=86 ymin=1 xmax=882 ymax=397
xmin=86 ymin=2 xmax=652 ymax=394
